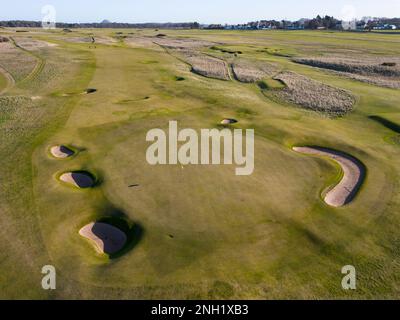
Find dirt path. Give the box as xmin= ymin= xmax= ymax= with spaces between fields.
xmin=293 ymin=146 xmax=365 ymax=207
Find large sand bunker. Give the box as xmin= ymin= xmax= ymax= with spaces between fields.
xmin=50 ymin=145 xmax=74 ymax=158
xmin=293 ymin=147 xmax=365 ymax=207
xmin=79 ymin=222 xmax=127 ymax=255
xmin=59 ymin=172 xmax=95 ymax=188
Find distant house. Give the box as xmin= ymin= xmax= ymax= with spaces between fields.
xmin=356 ymin=21 xmax=367 ymax=30
xmin=286 ymin=25 xmax=305 ymax=30
xmin=373 ymin=24 xmax=397 ymax=30
xmin=342 ymin=20 xmax=357 ymax=31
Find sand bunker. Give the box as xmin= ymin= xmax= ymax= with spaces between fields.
xmin=79 ymin=222 xmax=127 ymax=255
xmin=85 ymin=88 xmax=97 ymax=94
xmin=59 ymin=172 xmax=95 ymax=188
xmin=50 ymin=145 xmax=74 ymax=158
xmin=221 ymin=118 xmax=238 ymax=125
xmin=293 ymin=146 xmax=365 ymax=207
xmin=61 ymin=88 xmax=96 ymax=96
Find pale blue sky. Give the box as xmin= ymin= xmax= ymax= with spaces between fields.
xmin=1 ymin=0 xmax=399 ymax=24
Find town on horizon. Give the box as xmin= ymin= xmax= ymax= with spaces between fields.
xmin=1 ymin=15 xmax=399 ymax=31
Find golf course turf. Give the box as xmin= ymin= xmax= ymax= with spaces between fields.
xmin=0 ymin=27 xmax=400 ymax=299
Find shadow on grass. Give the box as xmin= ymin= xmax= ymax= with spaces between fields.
xmin=369 ymin=115 xmax=400 ymax=134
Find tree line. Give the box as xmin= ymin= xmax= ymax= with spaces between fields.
xmin=0 ymin=20 xmax=200 ymax=29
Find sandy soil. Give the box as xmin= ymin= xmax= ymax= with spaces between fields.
xmin=221 ymin=119 xmax=238 ymax=124
xmin=59 ymin=172 xmax=94 ymax=188
xmin=79 ymin=222 xmax=127 ymax=255
xmin=293 ymin=147 xmax=365 ymax=207
xmin=50 ymin=145 xmax=74 ymax=158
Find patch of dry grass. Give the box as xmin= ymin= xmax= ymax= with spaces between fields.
xmin=294 ymin=56 xmax=400 ymax=89
xmin=334 ymin=72 xmax=400 ymax=89
xmin=124 ymin=36 xmax=164 ymax=51
xmin=177 ymin=50 xmax=230 ymax=80
xmin=232 ymin=59 xmax=278 ymax=83
xmin=14 ymin=37 xmax=57 ymax=50
xmin=0 ymin=96 xmax=45 ymax=133
xmin=294 ymin=56 xmax=400 ymax=77
xmin=272 ymin=71 xmax=355 ymax=116
xmin=0 ymin=41 xmax=37 ymax=82
xmin=153 ymin=37 xmax=215 ymax=49
xmin=151 ymin=36 xmax=230 ymax=80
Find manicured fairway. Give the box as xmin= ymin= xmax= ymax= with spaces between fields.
xmin=0 ymin=28 xmax=400 ymax=299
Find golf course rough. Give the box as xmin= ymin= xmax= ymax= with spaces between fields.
xmin=79 ymin=222 xmax=127 ymax=255
xmin=293 ymin=147 xmax=365 ymax=207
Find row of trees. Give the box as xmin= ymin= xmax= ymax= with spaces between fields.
xmin=304 ymin=15 xmax=341 ymax=29
xmin=1 ymin=17 xmax=399 ymax=30
xmin=0 ymin=20 xmax=200 ymax=29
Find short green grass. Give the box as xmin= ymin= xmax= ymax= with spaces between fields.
xmin=0 ymin=28 xmax=400 ymax=299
